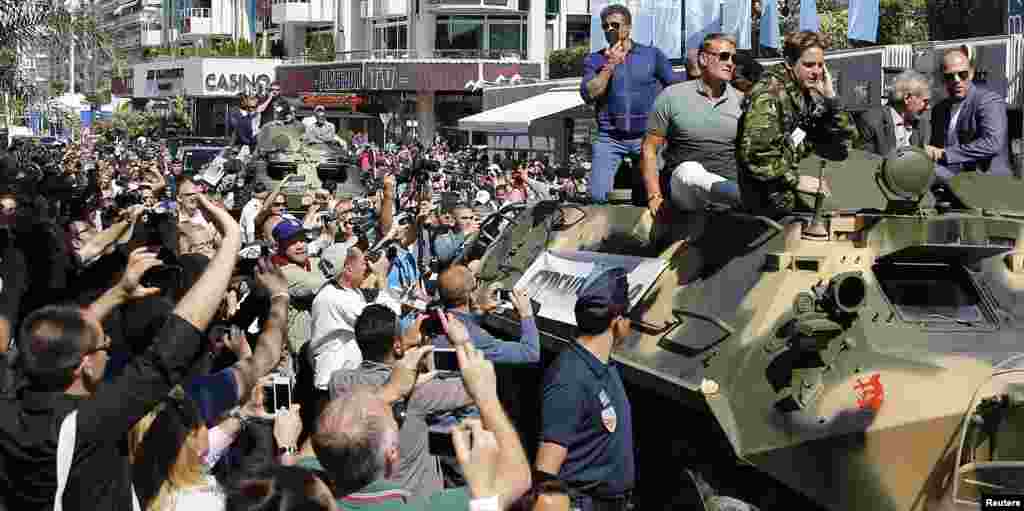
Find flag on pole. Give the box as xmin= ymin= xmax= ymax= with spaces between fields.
xmin=848 ymin=0 xmax=880 ymax=42
xmin=722 ymin=0 xmax=753 ymax=50
xmin=760 ymin=0 xmax=780 ymax=49
xmin=799 ymin=0 xmax=819 ymax=32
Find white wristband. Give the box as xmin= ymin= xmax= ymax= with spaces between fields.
xmin=468 ymin=495 xmax=500 ymax=511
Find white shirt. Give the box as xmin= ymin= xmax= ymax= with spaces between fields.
xmin=239 ymin=197 xmax=263 ymax=245
xmin=166 ymin=475 xmax=224 ymax=511
xmin=309 ymin=283 xmax=400 ymax=356
xmin=889 ymin=106 xmax=911 ymax=148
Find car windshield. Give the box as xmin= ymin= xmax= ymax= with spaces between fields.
xmin=182 ymin=148 xmax=223 ymax=172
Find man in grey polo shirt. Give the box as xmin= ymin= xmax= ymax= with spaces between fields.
xmin=642 ymin=33 xmax=743 ymax=215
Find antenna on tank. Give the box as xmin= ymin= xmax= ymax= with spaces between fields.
xmin=803 ymin=159 xmax=829 ymax=240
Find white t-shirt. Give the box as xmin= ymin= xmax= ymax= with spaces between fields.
xmin=309 ymin=283 xmax=400 ymax=356
xmin=167 ymin=475 xmax=224 ymax=511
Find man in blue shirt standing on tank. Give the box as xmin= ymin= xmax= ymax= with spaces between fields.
xmin=581 ymin=4 xmax=679 ymax=203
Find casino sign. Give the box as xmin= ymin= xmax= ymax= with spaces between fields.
xmin=205 ymin=72 xmax=273 ymax=94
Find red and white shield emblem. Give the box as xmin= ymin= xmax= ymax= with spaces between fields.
xmin=601 ymin=406 xmax=617 ymax=433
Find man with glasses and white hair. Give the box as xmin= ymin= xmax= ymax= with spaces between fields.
xmin=858 ymin=70 xmax=932 ymax=157
xmin=581 ymin=4 xmax=679 ymax=203
xmin=926 ymin=45 xmax=1011 ymax=181
xmin=642 ymin=33 xmax=744 ymax=214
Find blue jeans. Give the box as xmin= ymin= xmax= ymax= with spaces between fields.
xmin=589 ymin=133 xmax=643 ymax=202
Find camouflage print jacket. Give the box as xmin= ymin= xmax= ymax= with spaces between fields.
xmin=737 ymin=66 xmax=860 ymax=218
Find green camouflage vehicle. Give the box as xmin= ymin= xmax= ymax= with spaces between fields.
xmin=252 ymin=121 xmax=362 ymax=207
xmin=471 ymin=148 xmax=1024 ymax=511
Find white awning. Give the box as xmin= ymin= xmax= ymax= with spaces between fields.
xmin=457 ymin=88 xmax=587 ymax=135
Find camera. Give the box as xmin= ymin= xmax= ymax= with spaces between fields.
xmin=420 ymin=306 xmax=446 ymax=339
xmin=496 ymin=288 xmax=513 ymax=302
xmin=427 ymin=407 xmax=479 ymax=457
xmin=318 ymin=210 xmax=337 ymax=223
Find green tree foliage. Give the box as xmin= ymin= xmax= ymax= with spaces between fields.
xmin=775 ymin=0 xmax=929 ymax=50
xmin=50 ymin=79 xmax=67 ymax=97
xmin=306 ymin=32 xmax=335 ymax=62
xmin=548 ymin=45 xmax=589 ymax=79
xmin=144 ymin=38 xmax=260 ymax=60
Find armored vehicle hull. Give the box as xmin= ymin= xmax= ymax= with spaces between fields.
xmin=473 ymin=150 xmax=1024 ymax=511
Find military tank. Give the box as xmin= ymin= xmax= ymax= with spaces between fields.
xmin=470 ymin=148 xmax=1024 ymax=511
xmin=252 ymin=121 xmax=363 ymax=204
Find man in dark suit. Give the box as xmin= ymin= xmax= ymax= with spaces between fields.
xmin=858 ymin=70 xmax=932 ymax=156
xmin=926 ymin=46 xmax=1012 ymax=181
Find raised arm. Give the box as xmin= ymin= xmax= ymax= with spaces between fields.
xmin=583 ymin=48 xmax=617 ymax=103
xmin=175 ymin=195 xmax=243 ymax=329
xmin=230 ymin=258 xmax=289 ymax=401
xmin=456 ymin=341 xmax=532 ymax=506
xmin=76 ymin=206 xmax=143 ymax=266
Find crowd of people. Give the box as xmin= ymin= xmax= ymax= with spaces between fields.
xmin=0 ymin=71 xmax=617 ymax=511
xmin=0 ymin=3 xmax=1014 ymax=511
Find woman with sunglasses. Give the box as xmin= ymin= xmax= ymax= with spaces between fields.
xmin=736 ymin=31 xmax=859 ymax=219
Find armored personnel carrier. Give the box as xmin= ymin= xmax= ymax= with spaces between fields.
xmin=471 ymin=148 xmax=1024 ymax=511
xmin=252 ymin=121 xmax=363 ymax=204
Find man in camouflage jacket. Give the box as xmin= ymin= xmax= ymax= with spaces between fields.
xmin=737 ymin=65 xmax=859 ymax=218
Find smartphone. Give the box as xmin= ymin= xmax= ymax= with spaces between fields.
xmin=433 ymin=348 xmax=458 ymax=372
xmin=262 ymin=374 xmax=292 ymax=415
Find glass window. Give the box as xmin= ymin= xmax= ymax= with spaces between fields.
xmin=566 ymin=18 xmax=589 ymax=47
xmin=436 ymin=16 xmax=483 ymax=51
xmin=489 ymin=23 xmax=521 ymax=51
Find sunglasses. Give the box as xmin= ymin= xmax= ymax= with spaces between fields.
xmin=704 ymin=50 xmax=734 ymax=63
xmin=943 ymin=70 xmax=970 ymax=82
xmin=601 ymin=21 xmax=622 ymax=31
xmin=273 ymin=200 xmax=287 ymax=207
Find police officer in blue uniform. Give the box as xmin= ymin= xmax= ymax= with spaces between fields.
xmin=536 ymin=267 xmax=635 ymax=511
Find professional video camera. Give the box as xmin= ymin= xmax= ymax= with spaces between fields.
xmin=397 ymin=156 xmax=439 ymax=185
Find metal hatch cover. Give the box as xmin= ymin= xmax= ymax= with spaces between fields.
xmin=948 ymin=173 xmax=1024 ymax=212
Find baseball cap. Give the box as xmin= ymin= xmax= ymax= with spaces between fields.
xmin=314 ymin=105 xmax=326 ymax=113
xmin=474 ymin=190 xmax=491 ymax=205
xmin=575 ymin=267 xmax=630 ymax=324
xmin=319 ymin=242 xmax=353 ymax=280
xmin=272 ymin=219 xmax=305 ymax=245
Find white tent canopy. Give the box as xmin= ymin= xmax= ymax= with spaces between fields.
xmin=457 ymin=86 xmax=587 ymax=136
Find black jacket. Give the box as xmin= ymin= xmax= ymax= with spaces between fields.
xmin=0 ymin=314 xmax=203 ymax=511
xmin=856 ymin=105 xmax=929 ymax=157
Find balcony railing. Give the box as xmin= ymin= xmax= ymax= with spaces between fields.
xmin=182 ymin=7 xmax=211 ymax=18
xmin=288 ymin=48 xmax=524 ymax=63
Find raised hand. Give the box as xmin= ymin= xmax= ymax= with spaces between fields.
xmin=117 ymin=246 xmax=163 ymax=300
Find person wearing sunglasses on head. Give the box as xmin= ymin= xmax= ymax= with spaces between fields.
xmin=925 ymin=45 xmax=1011 ymax=182
xmin=642 ymin=33 xmax=744 ymax=216
xmin=580 ymin=4 xmax=680 ymax=204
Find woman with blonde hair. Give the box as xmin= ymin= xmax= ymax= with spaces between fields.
xmin=132 ymin=394 xmax=224 ymax=511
